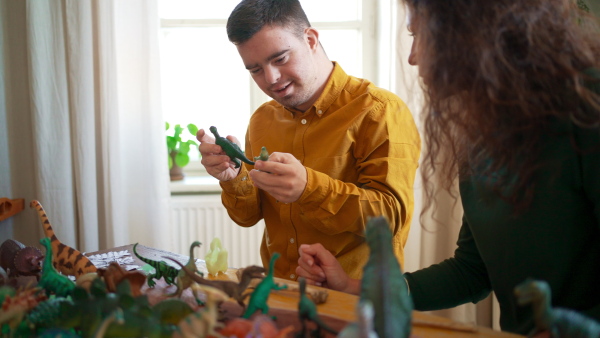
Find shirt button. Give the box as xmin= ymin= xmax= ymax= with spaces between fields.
xmin=317 ymin=110 xmax=323 ymax=115
xmin=290 ymin=238 xmax=295 ymax=244
xmin=301 ymin=119 xmax=307 ymax=124
xmin=290 ymin=274 xmax=296 ymax=279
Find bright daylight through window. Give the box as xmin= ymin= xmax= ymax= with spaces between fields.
xmin=159 ymin=0 xmax=371 ymax=175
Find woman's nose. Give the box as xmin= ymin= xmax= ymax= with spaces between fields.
xmin=408 ymin=41 xmax=418 ymax=66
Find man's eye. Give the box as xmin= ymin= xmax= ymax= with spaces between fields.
xmin=250 ymin=68 xmax=261 ymax=74
xmin=275 ymin=56 xmax=287 ymax=64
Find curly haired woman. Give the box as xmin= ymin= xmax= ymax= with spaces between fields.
xmin=296 ymin=0 xmax=600 ymax=334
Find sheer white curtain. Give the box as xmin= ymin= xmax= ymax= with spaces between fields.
xmin=0 ymin=0 xmax=171 ymax=253
xmin=393 ymin=2 xmax=499 ymax=330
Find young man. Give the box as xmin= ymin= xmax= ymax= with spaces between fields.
xmin=197 ymin=0 xmax=420 ymax=280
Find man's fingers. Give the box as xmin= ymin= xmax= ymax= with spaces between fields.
xmin=226 ymin=134 xmax=242 ymax=146
xmin=199 ymin=143 xmax=225 ymax=156
xmin=197 ymin=128 xmax=215 ymax=143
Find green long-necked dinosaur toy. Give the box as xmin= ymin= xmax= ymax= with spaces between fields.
xmin=209 ymin=126 xmax=255 ymax=169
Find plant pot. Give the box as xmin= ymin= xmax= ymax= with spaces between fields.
xmin=169 ymin=151 xmax=184 ymax=181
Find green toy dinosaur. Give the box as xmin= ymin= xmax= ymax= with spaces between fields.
xmin=297 ymin=276 xmax=339 ymax=337
xmin=38 ymin=237 xmax=76 ymax=298
xmin=254 ymin=146 xmax=270 ymax=162
xmin=133 ymin=242 xmax=179 ymax=288
xmin=209 ymin=126 xmax=255 ymax=168
xmin=242 ymin=252 xmax=287 ymax=318
xmin=48 ymin=278 xmax=179 ymax=338
xmin=12 ymin=296 xmax=75 ymax=337
xmin=167 ymin=241 xmax=203 ymax=298
xmin=360 ymin=217 xmax=412 ymax=338
xmin=577 ymin=0 xmax=590 ymax=13
xmin=514 ymin=279 xmax=600 ymax=338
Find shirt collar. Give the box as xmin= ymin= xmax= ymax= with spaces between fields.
xmin=285 ymin=62 xmax=349 ymax=118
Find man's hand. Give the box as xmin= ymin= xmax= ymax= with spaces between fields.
xmin=296 ymin=243 xmax=360 ymax=295
xmin=249 ymin=152 xmax=307 ymax=203
xmin=196 ymin=128 xmax=241 ymax=181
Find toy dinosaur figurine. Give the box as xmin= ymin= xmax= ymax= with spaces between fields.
xmin=297 ymin=276 xmax=339 ymax=337
xmin=242 ymin=252 xmax=287 ymax=319
xmin=31 ymin=200 xmax=97 ymax=278
xmin=254 ymin=146 xmax=270 ymax=162
xmin=133 ymin=242 xmax=179 ymax=288
xmin=514 ymin=279 xmax=600 ymax=338
xmin=338 ymin=300 xmax=378 ymax=338
xmin=205 ymin=237 xmax=228 ymax=276
xmin=0 ymin=287 xmax=47 ymax=334
xmin=0 ymin=239 xmax=43 ymax=279
xmin=175 ymin=283 xmax=229 ymax=338
xmin=97 ymin=262 xmax=146 ymax=297
xmin=166 ymin=256 xmax=265 ymax=309
xmin=577 ymin=0 xmax=590 ymax=13
xmin=209 ymin=126 xmax=255 ymax=168
xmin=53 ymin=278 xmax=178 ymax=337
xmin=360 ymin=217 xmax=412 ymax=338
xmin=168 ymin=241 xmax=203 ymax=298
xmin=38 ymin=237 xmax=76 ymax=298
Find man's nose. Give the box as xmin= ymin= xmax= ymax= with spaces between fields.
xmin=264 ymin=66 xmax=280 ymax=84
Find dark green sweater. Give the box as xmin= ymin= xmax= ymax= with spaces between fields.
xmin=405 ymin=73 xmax=600 ymax=334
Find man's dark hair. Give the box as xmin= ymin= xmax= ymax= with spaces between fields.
xmin=227 ymin=0 xmax=311 ymax=45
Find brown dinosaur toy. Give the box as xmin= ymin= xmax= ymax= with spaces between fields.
xmin=30 ymin=200 xmax=97 ymax=278
xmin=96 ymin=262 xmax=147 ymax=297
xmin=165 ymin=256 xmax=265 ymax=309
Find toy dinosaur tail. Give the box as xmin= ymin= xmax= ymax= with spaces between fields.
xmin=30 ymin=200 xmax=96 ymax=277
xmin=133 ymin=243 xmax=156 ymax=268
xmin=31 ymin=200 xmax=57 ymax=241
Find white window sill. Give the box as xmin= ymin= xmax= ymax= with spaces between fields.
xmin=170 ymin=175 xmax=221 ymax=194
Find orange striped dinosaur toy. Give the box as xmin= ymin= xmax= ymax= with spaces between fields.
xmin=30 ymin=200 xmax=97 ymax=278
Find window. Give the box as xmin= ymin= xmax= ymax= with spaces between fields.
xmin=159 ymin=0 xmax=386 ymax=175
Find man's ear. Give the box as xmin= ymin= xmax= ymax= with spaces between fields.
xmin=305 ymin=27 xmax=320 ymax=52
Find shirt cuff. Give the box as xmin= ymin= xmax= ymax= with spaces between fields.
xmin=219 ymin=166 xmax=253 ymax=195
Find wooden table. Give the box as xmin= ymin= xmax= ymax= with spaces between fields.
xmin=87 ymin=244 xmax=523 ymax=338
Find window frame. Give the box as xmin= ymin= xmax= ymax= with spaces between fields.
xmin=160 ymin=0 xmax=393 ymax=178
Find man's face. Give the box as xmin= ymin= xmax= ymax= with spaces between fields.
xmin=236 ymin=25 xmax=321 ymax=112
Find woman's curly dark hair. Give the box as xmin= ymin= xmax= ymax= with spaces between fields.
xmin=404 ymin=0 xmax=600 ymax=215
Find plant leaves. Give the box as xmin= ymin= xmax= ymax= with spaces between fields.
xmin=179 ymin=142 xmax=190 ymax=154
xmin=187 ymin=123 xmax=198 ymax=136
xmin=166 ymin=136 xmax=177 ymax=151
xmin=175 ymin=152 xmax=189 ymax=167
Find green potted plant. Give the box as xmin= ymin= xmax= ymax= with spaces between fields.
xmin=166 ymin=122 xmax=199 ymax=181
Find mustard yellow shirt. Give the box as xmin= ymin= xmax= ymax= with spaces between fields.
xmin=220 ymin=63 xmax=420 ymax=280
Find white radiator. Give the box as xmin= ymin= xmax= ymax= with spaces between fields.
xmin=169 ymin=194 xmax=264 ymax=269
